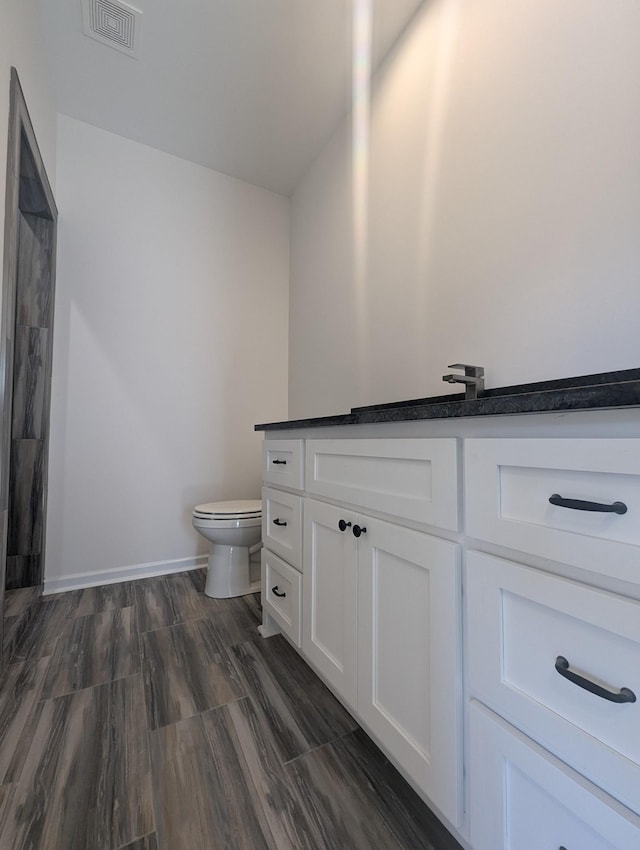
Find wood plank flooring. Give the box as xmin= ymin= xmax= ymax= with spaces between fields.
xmin=0 ymin=570 xmax=463 ymax=850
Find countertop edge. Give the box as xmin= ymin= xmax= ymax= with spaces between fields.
xmin=255 ymin=377 xmax=640 ymax=432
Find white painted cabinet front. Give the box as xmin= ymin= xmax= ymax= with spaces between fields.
xmin=302 ymin=498 xmax=358 ymax=707
xmin=465 ymin=437 xmax=640 ymax=847
xmin=262 ymin=429 xmax=640 ymax=849
xmin=305 ymin=437 xmax=459 ymax=530
xmin=466 ymin=550 xmax=640 ymax=814
xmin=261 ymin=440 xmax=305 ymax=646
xmin=469 ymin=701 xmax=640 ymax=850
xmin=357 ymin=516 xmax=461 ymax=827
xmin=303 ymin=495 xmax=462 ymax=828
xmin=464 ymin=438 xmax=640 ymax=584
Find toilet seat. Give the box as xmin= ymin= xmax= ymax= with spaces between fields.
xmin=193 ymin=499 xmax=261 ymax=521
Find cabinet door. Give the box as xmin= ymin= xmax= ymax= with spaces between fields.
xmin=357 ymin=518 xmax=462 ymax=827
xmin=303 ymin=499 xmax=358 ymax=709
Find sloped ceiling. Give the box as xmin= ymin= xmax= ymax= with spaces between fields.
xmin=39 ymin=0 xmax=424 ymax=194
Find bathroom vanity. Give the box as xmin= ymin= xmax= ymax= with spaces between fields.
xmin=256 ymin=369 xmax=640 ymax=850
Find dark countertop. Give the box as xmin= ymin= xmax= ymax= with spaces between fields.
xmin=255 ymin=368 xmax=640 ymax=431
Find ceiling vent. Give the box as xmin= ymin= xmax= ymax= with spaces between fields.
xmin=81 ymin=0 xmax=142 ymax=59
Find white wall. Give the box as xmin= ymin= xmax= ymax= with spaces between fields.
xmin=289 ymin=0 xmax=640 ymax=418
xmin=46 ymin=115 xmax=289 ymax=590
xmin=0 ymin=0 xmax=57 ymax=299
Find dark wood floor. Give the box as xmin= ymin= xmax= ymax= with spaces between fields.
xmin=0 ymin=570 xmax=462 ymax=850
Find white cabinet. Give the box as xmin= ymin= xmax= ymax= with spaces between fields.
xmin=306 ymin=438 xmax=459 ymax=530
xmin=465 ymin=438 xmax=640 ymax=585
xmin=262 ymin=486 xmax=303 ymax=569
xmin=466 ymin=437 xmax=640 ymax=847
xmin=469 ymin=701 xmax=640 ymax=850
xmin=303 ymin=499 xmax=358 ymax=707
xmin=303 ymin=496 xmax=462 ymax=828
xmin=263 ymin=439 xmax=304 ymax=492
xmin=261 ymin=441 xmax=305 ymax=646
xmin=357 ymin=517 xmax=461 ymax=825
xmin=262 ymin=437 xmax=462 ymax=828
xmin=262 ymin=549 xmax=302 ymax=646
xmin=466 ymin=550 xmax=640 ymax=814
xmin=260 ymin=428 xmax=640 ymax=849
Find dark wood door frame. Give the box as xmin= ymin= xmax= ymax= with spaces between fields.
xmin=0 ymin=68 xmax=58 ymax=669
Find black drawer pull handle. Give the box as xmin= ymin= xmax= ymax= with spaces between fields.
xmin=271 ymin=586 xmax=286 ymax=598
xmin=272 ymin=459 xmax=287 ymax=465
xmin=352 ymin=524 xmax=367 ymax=538
xmin=549 ymin=494 xmax=627 ymax=514
xmin=273 ymin=518 xmax=287 ymax=527
xmin=338 ymin=519 xmax=352 ymax=532
xmin=555 ymin=656 xmax=636 ymax=704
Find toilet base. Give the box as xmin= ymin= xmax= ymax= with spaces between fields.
xmin=204 ymin=543 xmax=260 ymax=599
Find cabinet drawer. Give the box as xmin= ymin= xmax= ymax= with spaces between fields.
xmin=465 ymin=438 xmax=640 ymax=584
xmin=305 ymin=438 xmax=458 ymax=530
xmin=469 ymin=702 xmax=640 ymax=850
xmin=263 ymin=439 xmax=304 ymax=491
xmin=467 ymin=550 xmax=640 ymax=814
xmin=262 ymin=550 xmax=301 ymax=647
xmin=262 ymin=487 xmax=302 ymax=570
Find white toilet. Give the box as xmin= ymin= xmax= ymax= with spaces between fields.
xmin=192 ymin=499 xmax=262 ymax=598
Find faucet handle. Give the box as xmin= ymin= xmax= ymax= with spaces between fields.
xmin=447 ymin=363 xmax=485 ymax=378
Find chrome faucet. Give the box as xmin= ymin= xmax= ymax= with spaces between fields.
xmin=442 ymin=364 xmax=485 ymax=400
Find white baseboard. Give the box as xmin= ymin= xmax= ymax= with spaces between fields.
xmin=43 ymin=554 xmax=208 ymax=595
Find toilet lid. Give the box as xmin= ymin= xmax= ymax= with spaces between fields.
xmin=193 ymin=499 xmax=262 ymax=519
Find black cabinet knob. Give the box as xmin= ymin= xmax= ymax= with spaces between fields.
xmin=338 ymin=519 xmax=352 ymax=532
xmin=352 ymin=524 xmax=367 ymax=538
